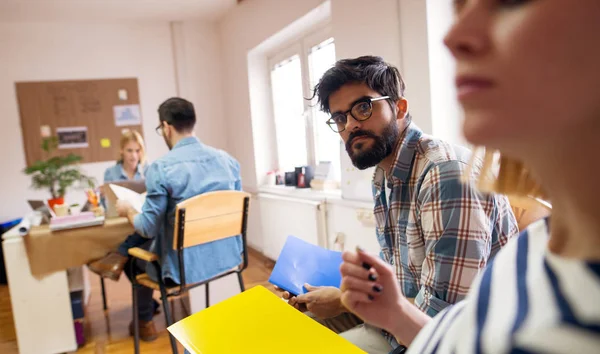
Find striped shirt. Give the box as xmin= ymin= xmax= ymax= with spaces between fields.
xmin=409 ymin=218 xmax=600 ymax=353
xmin=372 ymin=123 xmax=518 ymax=348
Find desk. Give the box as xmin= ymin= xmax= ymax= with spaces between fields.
xmin=25 ymin=217 xmax=133 ymax=278
xmin=2 ymin=217 xmax=133 ymax=354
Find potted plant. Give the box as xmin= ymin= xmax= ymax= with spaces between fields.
xmin=24 ymin=137 xmax=96 ymax=210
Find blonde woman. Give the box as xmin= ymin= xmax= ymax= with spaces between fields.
xmin=339 ymin=1 xmax=600 ymax=353
xmin=103 ymin=129 xmax=148 ymax=183
xmin=93 ymin=129 xmax=159 ymax=331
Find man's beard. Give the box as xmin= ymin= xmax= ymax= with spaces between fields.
xmin=345 ymin=119 xmax=399 ymax=170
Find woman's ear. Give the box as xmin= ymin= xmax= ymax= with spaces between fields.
xmin=396 ymin=98 xmax=409 ymax=120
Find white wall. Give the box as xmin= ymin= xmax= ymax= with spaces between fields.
xmin=218 ymin=0 xmax=326 ymax=191
xmin=426 ymin=0 xmax=465 ymax=146
xmin=218 ymin=0 xmax=437 ymax=194
xmin=398 ymin=0 xmax=433 ymax=134
xmin=0 ymin=22 xmax=177 ymax=221
xmin=217 ymin=0 xmax=443 ymax=252
xmin=331 ymin=0 xmax=404 ymax=202
xmin=0 ymin=20 xmax=228 ymax=222
xmin=331 ymin=0 xmax=402 ymax=69
xmin=172 ymin=21 xmax=229 ymax=151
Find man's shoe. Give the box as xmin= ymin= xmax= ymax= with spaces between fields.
xmin=153 ymin=299 xmax=161 ymax=316
xmin=129 ymin=320 xmax=159 ymax=342
xmin=88 ymin=252 xmax=128 ymax=281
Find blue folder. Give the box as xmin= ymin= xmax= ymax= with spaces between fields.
xmin=268 ymin=235 xmax=343 ymax=296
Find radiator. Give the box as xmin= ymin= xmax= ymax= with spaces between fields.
xmin=257 ymin=193 xmax=327 ymax=260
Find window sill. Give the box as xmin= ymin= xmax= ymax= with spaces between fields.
xmin=257 ymin=185 xmax=374 ymax=209
xmin=258 ymin=185 xmax=342 ymax=202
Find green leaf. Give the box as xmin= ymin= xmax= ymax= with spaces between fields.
xmin=24 ymin=136 xmax=94 ymax=198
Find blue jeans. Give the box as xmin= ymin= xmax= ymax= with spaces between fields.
xmin=117 ymin=232 xmax=148 ymax=257
xmin=120 ymin=234 xmax=156 ymax=322
xmin=119 ymin=233 xmax=179 ymax=323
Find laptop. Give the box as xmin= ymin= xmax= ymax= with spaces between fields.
xmin=104 ymin=179 xmax=146 ymax=194
xmin=102 ymin=180 xmax=146 ymax=218
xmin=27 ymin=200 xmax=55 ymax=223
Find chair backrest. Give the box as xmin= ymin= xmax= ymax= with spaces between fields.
xmin=173 ymin=190 xmax=250 ymax=250
xmin=171 ymin=190 xmax=250 ymax=291
xmin=508 ymin=195 xmax=552 ymax=231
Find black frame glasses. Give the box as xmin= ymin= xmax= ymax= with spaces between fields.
xmin=155 ymin=123 xmax=164 ymax=136
xmin=326 ymin=96 xmax=390 ymax=133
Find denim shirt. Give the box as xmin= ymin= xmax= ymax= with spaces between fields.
xmin=103 ymin=162 xmax=148 ymax=183
xmin=133 ymin=137 xmax=243 ymax=285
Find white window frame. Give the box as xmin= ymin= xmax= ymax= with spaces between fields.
xmin=267 ymin=24 xmax=334 ymax=170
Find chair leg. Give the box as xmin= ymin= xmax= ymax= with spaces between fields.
xmin=132 ymin=282 xmax=140 ymax=354
xmin=100 ymin=277 xmax=108 ymax=311
xmin=159 ymin=285 xmax=178 ymax=354
xmin=205 ymin=282 xmax=210 ymax=309
xmin=237 ymin=272 xmax=245 ymax=292
xmin=180 ymin=297 xmax=190 ymax=317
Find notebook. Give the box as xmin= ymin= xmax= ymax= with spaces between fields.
xmin=49 ymin=212 xmax=105 ymax=231
xmin=167 ymin=285 xmax=365 ymax=354
xmin=268 ymin=235 xmax=343 ymax=296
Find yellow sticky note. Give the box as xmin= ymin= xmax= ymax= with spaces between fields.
xmin=100 ymin=138 xmax=111 ymax=148
xmin=167 ymin=286 xmax=365 ymax=354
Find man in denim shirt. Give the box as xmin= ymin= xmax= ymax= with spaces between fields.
xmin=89 ymin=97 xmax=243 ymax=341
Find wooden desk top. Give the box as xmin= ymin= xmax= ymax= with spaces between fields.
xmin=24 ymin=217 xmax=134 ymax=278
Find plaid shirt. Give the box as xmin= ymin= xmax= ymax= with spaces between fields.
xmin=372 ymin=123 xmax=517 ymax=347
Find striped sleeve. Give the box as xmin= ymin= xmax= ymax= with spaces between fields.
xmin=407 ymin=219 xmax=600 ymax=354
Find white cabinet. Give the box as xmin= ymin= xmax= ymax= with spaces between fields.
xmin=2 ymin=230 xmax=77 ymax=354
xmin=254 ymin=188 xmax=380 ymax=261
xmin=246 ymin=193 xmax=265 ymax=253
xmin=326 ymin=200 xmax=381 ymax=255
xmin=257 ymin=193 xmax=327 ymax=260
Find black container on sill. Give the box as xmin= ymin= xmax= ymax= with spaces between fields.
xmin=295 ymin=166 xmax=315 ymax=188
xmin=284 ymin=172 xmax=296 ymax=186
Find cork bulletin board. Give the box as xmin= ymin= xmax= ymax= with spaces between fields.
xmin=15 ymin=78 xmax=144 ymax=166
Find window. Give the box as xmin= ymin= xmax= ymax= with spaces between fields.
xmin=268 ymin=28 xmax=340 ymax=181
xmin=270 ymin=55 xmax=308 ymax=172
xmin=308 ymin=38 xmax=340 ymax=180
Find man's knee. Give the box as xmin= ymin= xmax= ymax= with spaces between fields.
xmin=340 ymin=324 xmax=392 ymax=354
xmin=306 ymin=312 xmax=363 ymax=334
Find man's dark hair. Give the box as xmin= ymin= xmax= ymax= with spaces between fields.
xmin=158 ymin=97 xmax=196 ymax=133
xmin=314 ymin=56 xmax=410 ymax=119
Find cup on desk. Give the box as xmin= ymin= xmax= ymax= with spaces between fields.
xmin=91 ymin=206 xmax=105 ymax=217
xmin=54 ymin=204 xmax=69 ymax=217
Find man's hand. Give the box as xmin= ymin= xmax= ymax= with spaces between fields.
xmin=116 ymin=199 xmax=134 ymax=217
xmin=273 ymin=285 xmax=307 ymax=312
xmin=295 ymin=284 xmax=345 ymax=319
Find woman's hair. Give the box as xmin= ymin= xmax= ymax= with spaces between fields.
xmin=118 ymin=129 xmax=146 ymax=166
xmin=463 ymin=148 xmax=547 ymax=201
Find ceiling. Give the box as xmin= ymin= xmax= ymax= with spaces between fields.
xmin=0 ymin=0 xmax=239 ymax=22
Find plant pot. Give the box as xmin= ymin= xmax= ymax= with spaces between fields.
xmin=47 ymin=197 xmax=65 ymax=211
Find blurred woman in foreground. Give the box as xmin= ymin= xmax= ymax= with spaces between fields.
xmin=339 ymin=1 xmax=600 ymax=352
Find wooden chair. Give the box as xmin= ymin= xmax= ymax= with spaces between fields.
xmin=508 ymin=195 xmax=552 ymax=231
xmin=128 ymin=190 xmax=250 ymax=354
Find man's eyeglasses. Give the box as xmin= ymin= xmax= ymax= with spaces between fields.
xmin=326 ymin=96 xmax=390 ymax=133
xmin=155 ymin=123 xmax=163 ymax=136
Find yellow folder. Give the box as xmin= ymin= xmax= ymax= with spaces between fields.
xmin=167 ymin=285 xmax=366 ymax=353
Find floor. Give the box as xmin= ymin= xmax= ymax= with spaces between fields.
xmin=0 ymin=248 xmax=276 ymax=354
